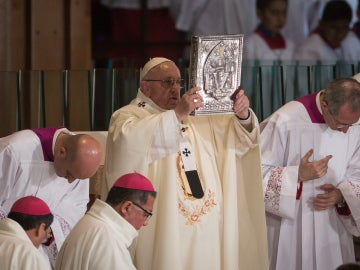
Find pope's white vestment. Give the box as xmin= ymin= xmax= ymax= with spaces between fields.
xmin=104 ymin=90 xmax=268 ymax=270
xmin=0 ymin=218 xmax=51 ymax=270
xmin=0 ymin=128 xmax=89 ymax=267
xmin=55 ymin=199 xmax=138 ymax=270
xmin=260 ymin=92 xmax=360 ymax=270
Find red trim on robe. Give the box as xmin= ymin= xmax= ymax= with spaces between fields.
xmin=255 ymin=25 xmax=286 ymax=49
xmin=312 ymin=27 xmax=340 ymax=49
xmin=296 ymin=182 xmax=303 ymax=200
xmin=336 ymin=203 xmax=351 ymax=216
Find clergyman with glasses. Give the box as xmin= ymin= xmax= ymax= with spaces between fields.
xmin=260 ymin=76 xmax=360 ymax=270
xmin=55 ymin=173 xmax=156 ymax=270
xmin=103 ymin=57 xmax=268 ymax=270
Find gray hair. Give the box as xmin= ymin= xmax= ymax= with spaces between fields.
xmin=322 ymin=78 xmax=360 ymax=116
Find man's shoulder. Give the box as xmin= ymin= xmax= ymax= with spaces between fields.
xmin=278 ymin=100 xmax=305 ymax=114
xmin=265 ymin=101 xmax=307 ymax=124
xmin=111 ymin=101 xmax=157 ymax=120
xmin=0 ymin=130 xmax=40 ymax=156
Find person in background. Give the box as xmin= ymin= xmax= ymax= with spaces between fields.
xmin=0 ymin=127 xmax=103 ymax=267
xmin=242 ymin=0 xmax=296 ymax=121
xmin=343 ymin=1 xmax=360 ymax=61
xmin=353 ymin=0 xmax=360 ymax=38
xmin=282 ymin=0 xmax=329 ymax=46
xmin=295 ymin=0 xmax=355 ymax=63
xmin=260 ymin=75 xmax=360 ymax=270
xmin=336 ymin=262 xmax=360 ymax=270
xmin=103 ymin=57 xmax=268 ymax=270
xmin=244 ymin=0 xmax=295 ymax=63
xmin=0 ymin=196 xmax=54 ymax=270
xmin=55 ymin=173 xmax=157 ymax=270
xmin=343 ymin=0 xmax=360 ymax=61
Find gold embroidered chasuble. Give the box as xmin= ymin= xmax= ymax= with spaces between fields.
xmin=104 ymin=90 xmax=268 ymax=270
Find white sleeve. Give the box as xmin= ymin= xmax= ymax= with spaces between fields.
xmin=0 ymin=145 xmax=20 ymax=216
xmin=261 ymin=118 xmax=299 ymax=219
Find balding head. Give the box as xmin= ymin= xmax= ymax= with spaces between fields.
xmin=53 ymin=133 xmax=103 ymax=183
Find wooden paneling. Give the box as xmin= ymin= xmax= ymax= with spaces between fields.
xmin=0 ymin=71 xmax=18 ymax=137
xmin=30 ymin=0 xmax=65 ymax=70
xmin=0 ymin=0 xmax=26 ymax=71
xmin=69 ymin=0 xmax=91 ymax=69
xmin=0 ymin=0 xmax=92 ymax=137
xmin=67 ymin=70 xmax=90 ymax=131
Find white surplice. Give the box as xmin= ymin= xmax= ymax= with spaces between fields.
xmin=244 ymin=32 xmax=295 ymax=62
xmin=0 ymin=218 xmax=51 ymax=270
xmin=260 ymin=92 xmax=360 ymax=270
xmin=295 ymin=32 xmax=357 ymax=63
xmin=282 ymin=0 xmax=328 ymax=45
xmin=0 ymin=128 xmax=89 ymax=267
xmin=55 ymin=199 xmax=138 ymax=270
xmin=104 ymin=90 xmax=268 ymax=270
xmin=342 ymin=31 xmax=360 ymax=62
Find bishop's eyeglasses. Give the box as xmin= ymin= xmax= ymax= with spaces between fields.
xmin=131 ymin=201 xmax=153 ymax=221
xmin=329 ymin=112 xmax=360 ymax=129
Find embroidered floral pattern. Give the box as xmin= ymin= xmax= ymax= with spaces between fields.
xmin=264 ymin=167 xmax=283 ymax=213
xmin=176 ymin=153 xmax=217 ymax=225
xmin=41 ymin=215 xmax=73 ymax=268
xmin=0 ymin=209 xmax=6 ymax=220
xmin=178 ymin=189 xmax=216 ymax=225
xmin=42 ymin=241 xmax=58 ymax=269
xmin=56 ymin=214 xmax=72 ymax=237
xmin=349 ymin=181 xmax=360 ymax=199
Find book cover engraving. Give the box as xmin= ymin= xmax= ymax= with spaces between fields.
xmin=189 ymin=35 xmax=243 ymax=115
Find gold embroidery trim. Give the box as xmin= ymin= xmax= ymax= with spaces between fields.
xmin=176 ymin=153 xmax=217 ymax=225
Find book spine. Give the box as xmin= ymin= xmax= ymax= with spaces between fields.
xmin=189 ymin=36 xmax=199 ymax=89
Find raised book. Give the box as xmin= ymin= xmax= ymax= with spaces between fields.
xmin=189 ymin=34 xmax=244 ymax=115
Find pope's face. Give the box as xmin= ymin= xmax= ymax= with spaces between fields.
xmin=141 ymin=62 xmax=182 ymax=110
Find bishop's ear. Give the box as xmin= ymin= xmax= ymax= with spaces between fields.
xmin=117 ymin=201 xmax=132 ymax=217
xmin=34 ymin=223 xmax=46 ymax=236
